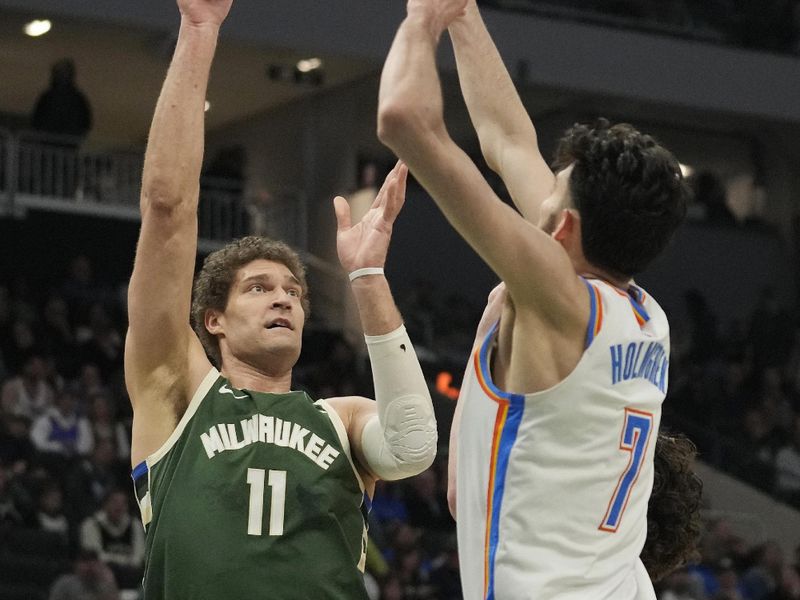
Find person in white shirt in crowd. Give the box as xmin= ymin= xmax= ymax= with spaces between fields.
xmin=36 ymin=482 xmax=70 ymax=543
xmin=30 ymin=387 xmax=93 ymax=458
xmin=775 ymin=416 xmax=800 ymax=506
xmin=80 ymin=489 xmax=144 ymax=591
xmin=1 ymin=353 xmax=55 ymax=421
xmin=48 ymin=549 xmax=119 ymax=600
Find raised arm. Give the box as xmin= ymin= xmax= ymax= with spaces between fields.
xmin=448 ymin=1 xmax=555 ymax=221
xmin=377 ymin=0 xmax=584 ymax=317
xmin=327 ymin=163 xmax=437 ymax=484
xmin=125 ymin=0 xmax=231 ymax=465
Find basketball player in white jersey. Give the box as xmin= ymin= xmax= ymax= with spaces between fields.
xmin=378 ymin=1 xmax=689 ymax=598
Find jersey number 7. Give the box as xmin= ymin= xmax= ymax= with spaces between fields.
xmin=599 ymin=408 xmax=653 ymax=533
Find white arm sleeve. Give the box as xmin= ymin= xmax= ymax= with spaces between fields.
xmin=360 ymin=325 xmax=437 ymax=481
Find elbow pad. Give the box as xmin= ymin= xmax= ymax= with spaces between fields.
xmin=360 ymin=325 xmax=437 ymax=480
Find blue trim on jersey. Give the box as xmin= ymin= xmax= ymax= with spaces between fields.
xmin=581 ymin=277 xmax=598 ymax=349
xmin=485 ymin=401 xmax=524 ymax=600
xmin=476 ymin=320 xmax=526 ymax=600
xmin=478 ymin=322 xmax=525 ymax=402
xmin=131 ymin=460 xmax=148 ymax=481
xmin=604 ymin=413 xmax=652 ymax=529
xmin=626 ymin=286 xmax=650 ymax=323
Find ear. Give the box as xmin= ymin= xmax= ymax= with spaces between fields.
xmin=553 ymin=208 xmax=579 ymax=242
xmin=205 ymin=309 xmax=224 ymax=337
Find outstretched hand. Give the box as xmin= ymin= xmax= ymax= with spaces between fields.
xmin=407 ymin=0 xmax=469 ymax=36
xmin=178 ymin=0 xmax=233 ymax=27
xmin=334 ymin=161 xmax=408 ymax=275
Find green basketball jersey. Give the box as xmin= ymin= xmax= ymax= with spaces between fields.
xmin=132 ymin=369 xmax=370 ymax=600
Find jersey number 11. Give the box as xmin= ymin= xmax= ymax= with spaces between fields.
xmin=246 ymin=468 xmax=287 ymax=536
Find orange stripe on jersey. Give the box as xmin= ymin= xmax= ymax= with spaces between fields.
xmin=601 ymin=281 xmax=649 ymax=328
xmin=598 ymin=408 xmax=654 ymax=533
xmin=592 ymin=284 xmax=604 ymax=338
xmin=474 ymin=348 xmax=506 ymax=404
xmin=483 ymin=401 xmax=509 ymax=596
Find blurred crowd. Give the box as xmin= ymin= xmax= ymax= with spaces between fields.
xmin=0 ymin=248 xmax=799 ymax=599
xmin=479 ymin=0 xmax=800 ymax=55
xmin=667 ymin=285 xmax=800 ymax=509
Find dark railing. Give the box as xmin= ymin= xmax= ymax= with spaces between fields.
xmin=0 ymin=130 xmax=309 ymax=251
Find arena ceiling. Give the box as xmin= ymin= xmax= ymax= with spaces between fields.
xmin=0 ymin=7 xmax=378 ymax=148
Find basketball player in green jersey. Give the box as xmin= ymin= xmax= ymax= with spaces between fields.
xmin=125 ymin=1 xmax=437 ymax=598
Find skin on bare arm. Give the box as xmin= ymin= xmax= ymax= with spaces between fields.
xmin=377 ymin=0 xmax=587 ymax=344
xmin=448 ymin=1 xmax=556 ymax=222
xmin=125 ymin=0 xmax=233 ymax=468
xmin=325 ymin=162 xmax=409 ymax=487
xmin=379 ymin=0 xmax=592 ymax=508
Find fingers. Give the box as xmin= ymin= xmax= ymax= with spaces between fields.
xmin=333 ymin=196 xmax=351 ymax=231
xmin=383 ymin=163 xmax=408 ymax=224
xmin=374 ymin=162 xmax=401 ymax=210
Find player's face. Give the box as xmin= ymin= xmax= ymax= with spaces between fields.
xmin=217 ymin=259 xmax=305 ymax=370
xmin=538 ymin=165 xmax=574 ymax=234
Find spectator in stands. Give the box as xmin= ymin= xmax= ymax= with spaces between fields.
xmin=1 ymin=352 xmax=55 ymax=421
xmin=243 ymin=188 xmax=276 ymax=238
xmin=428 ymin=534 xmax=461 ymax=600
xmin=35 ymin=482 xmax=69 ymax=544
xmin=759 ymin=368 xmax=796 ymax=438
xmin=404 ymin=468 xmax=452 ymax=532
xmin=0 ymin=285 xmax=9 ymax=382
xmin=30 ymin=387 xmax=93 ymax=461
xmin=657 ymin=569 xmax=706 ymax=600
xmin=76 ymin=303 xmax=123 ymax=377
xmin=774 ymin=563 xmax=800 ymax=600
xmin=775 ymin=416 xmax=800 ymax=507
xmin=87 ymin=392 xmax=129 ymax=462
xmin=379 ymin=575 xmax=405 ymax=600
xmin=40 ymin=294 xmax=77 ymax=377
xmin=394 ymin=547 xmax=433 ymax=600
xmin=700 ymin=518 xmax=749 ymax=570
xmin=738 ymin=409 xmax=780 ymax=491
xmin=749 ymin=287 xmax=793 ymax=373
xmin=73 ymin=363 xmax=108 ymax=407
xmin=0 ymin=462 xmax=28 ymax=528
xmin=742 ymin=541 xmax=785 ymax=600
xmin=48 ymin=549 xmax=119 ymax=600
xmin=372 ymin=479 xmax=410 ymax=525
xmin=4 ymin=319 xmax=38 ymax=373
xmin=79 ymin=489 xmax=144 ymax=590
xmin=64 ymin=438 xmax=126 ymax=525
xmin=713 ymin=557 xmax=747 ymax=600
xmin=32 ymin=59 xmax=92 ymax=142
xmin=61 ymin=256 xmax=106 ymax=326
xmin=0 ymin=412 xmax=36 ymax=472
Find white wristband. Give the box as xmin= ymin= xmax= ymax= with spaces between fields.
xmin=348 ymin=267 xmax=384 ymax=282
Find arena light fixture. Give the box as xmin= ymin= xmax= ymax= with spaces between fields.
xmin=24 ymin=19 xmax=52 ymax=37
xmin=296 ymin=58 xmax=322 ymax=73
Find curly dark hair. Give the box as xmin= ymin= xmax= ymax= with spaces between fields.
xmin=191 ymin=236 xmax=310 ymax=367
xmin=641 ymin=431 xmax=704 ymax=582
xmin=552 ymin=119 xmax=689 ymax=277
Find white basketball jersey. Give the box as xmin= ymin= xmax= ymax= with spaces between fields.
xmin=456 ymin=278 xmax=668 ymax=600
